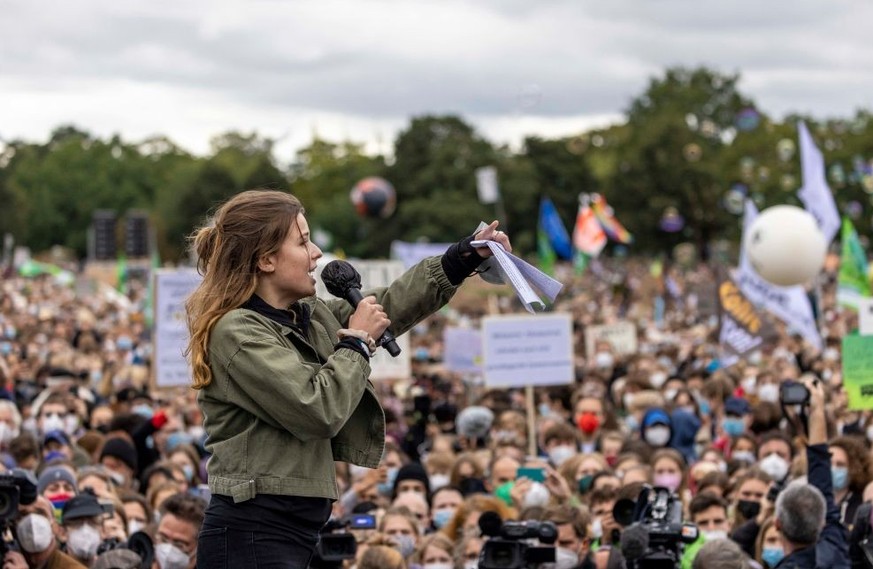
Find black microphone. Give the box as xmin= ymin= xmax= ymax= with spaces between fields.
xmin=321 ymin=260 xmax=401 ymax=357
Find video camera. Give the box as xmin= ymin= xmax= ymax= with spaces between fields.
xmin=310 ymin=513 xmax=377 ymax=569
xmin=0 ymin=469 xmax=38 ymax=555
xmin=477 ymin=511 xmax=557 ymax=569
xmin=613 ymin=486 xmax=699 ymax=569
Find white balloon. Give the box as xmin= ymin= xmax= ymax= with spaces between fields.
xmin=744 ymin=205 xmax=827 ymax=286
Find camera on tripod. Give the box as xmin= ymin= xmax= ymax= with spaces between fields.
xmin=0 ymin=469 xmax=39 ymax=554
xmin=310 ymin=514 xmax=377 ymax=569
xmin=477 ymin=510 xmax=557 ymax=569
xmin=613 ymin=485 xmax=699 ymax=569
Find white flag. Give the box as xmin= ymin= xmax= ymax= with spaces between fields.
xmin=797 ymin=121 xmax=840 ymax=243
xmin=475 ymin=166 xmax=500 ymax=204
xmin=736 ymin=200 xmax=822 ymax=350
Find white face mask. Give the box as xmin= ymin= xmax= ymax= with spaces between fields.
xmin=758 ymin=384 xmax=779 ymax=403
xmin=590 ymin=517 xmax=603 ymax=539
xmin=464 ymin=562 xmax=478 ymax=569
xmin=155 ymin=542 xmax=191 ymax=569
xmin=595 ymin=352 xmax=614 ymax=369
xmin=548 ymin=445 xmax=577 ymax=467
xmin=429 ymin=473 xmax=450 ymax=491
xmin=423 ymin=564 xmax=453 ymax=569
xmin=545 ymin=547 xmax=580 ymax=569
xmin=0 ymin=422 xmax=19 ymax=445
xmin=17 ymin=513 xmax=54 ymax=553
xmin=732 ymin=450 xmax=756 ymax=464
xmin=128 ymin=519 xmax=145 ymax=535
xmin=741 ymin=377 xmax=757 ymax=394
xmin=644 ymin=426 xmax=671 ymax=447
xmin=523 ymin=482 xmax=551 ymax=508
xmin=40 ymin=414 xmax=65 ymax=435
xmin=759 ymin=453 xmax=789 ymax=481
xmin=66 ymin=523 xmax=102 ymax=559
xmin=702 ymin=529 xmax=728 ymax=541
xmin=664 ymin=389 xmax=678 ymax=402
xmin=650 ymin=372 xmax=667 ymax=389
xmin=64 ymin=415 xmax=80 ymax=436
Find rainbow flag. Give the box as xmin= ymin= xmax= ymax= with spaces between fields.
xmin=591 ymin=194 xmax=633 ymax=244
xmin=573 ymin=202 xmax=606 ymax=274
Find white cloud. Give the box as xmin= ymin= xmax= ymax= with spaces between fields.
xmin=1 ymin=0 xmax=871 ymax=157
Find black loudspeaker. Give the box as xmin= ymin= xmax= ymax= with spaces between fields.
xmin=125 ymin=211 xmax=149 ymax=258
xmin=93 ymin=210 xmax=117 ymax=261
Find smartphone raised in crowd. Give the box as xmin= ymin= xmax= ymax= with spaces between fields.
xmin=516 ymin=467 xmax=546 ymax=483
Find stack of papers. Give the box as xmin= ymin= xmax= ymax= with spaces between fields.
xmin=470 ymin=239 xmax=563 ymax=313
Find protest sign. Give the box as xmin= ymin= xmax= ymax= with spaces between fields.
xmin=584 ymin=322 xmax=638 ymax=360
xmin=443 ymin=327 xmax=483 ymax=374
xmin=482 ymin=314 xmax=573 ymax=388
xmin=842 ymin=335 xmax=873 ymax=410
xmin=153 ymin=269 xmax=201 ymax=387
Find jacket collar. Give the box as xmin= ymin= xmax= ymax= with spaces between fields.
xmin=243 ymin=294 xmax=311 ymax=335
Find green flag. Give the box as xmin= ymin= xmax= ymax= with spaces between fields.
xmin=838 ymin=218 xmax=871 ymax=309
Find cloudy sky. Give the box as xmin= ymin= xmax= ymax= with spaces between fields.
xmin=2 ymin=0 xmax=871 ymax=162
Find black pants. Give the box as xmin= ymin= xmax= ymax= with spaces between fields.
xmin=197 ymin=494 xmax=332 ymax=569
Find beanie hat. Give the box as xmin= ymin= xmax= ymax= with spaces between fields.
xmin=393 ymin=463 xmax=430 ymax=497
xmin=100 ymin=437 xmax=138 ymax=472
xmin=37 ymin=465 xmax=78 ymax=495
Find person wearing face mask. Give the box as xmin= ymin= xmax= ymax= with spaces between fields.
xmin=640 ymin=408 xmax=673 ymax=449
xmin=771 ymin=378 xmax=849 ymax=569
xmin=154 ymin=493 xmax=205 ymax=569
xmin=828 ymin=436 xmax=868 ymax=529
xmin=392 ymin=462 xmax=431 ymax=503
xmin=5 ymin=495 xmax=87 ymax=569
xmin=59 ymin=489 xmax=107 ymax=567
xmin=429 ymin=486 xmax=462 ymax=532
xmin=541 ymin=505 xmax=596 ymax=569
xmin=413 ymin=532 xmax=455 ymax=569
xmin=99 ymin=437 xmax=138 ymax=490
xmin=756 ymin=432 xmax=795 ymax=485
xmin=543 ymin=423 xmax=580 ymax=468
xmin=0 ymin=399 xmax=22 ymax=467
xmin=379 ymin=507 xmax=421 ymax=561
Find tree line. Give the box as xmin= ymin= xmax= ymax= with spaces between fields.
xmin=1 ymin=66 xmax=872 ymax=264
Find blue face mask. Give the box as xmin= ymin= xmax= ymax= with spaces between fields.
xmin=378 ymin=467 xmax=399 ymax=495
xmin=698 ymin=400 xmax=711 ymax=417
xmin=132 ymin=404 xmax=154 ymax=420
xmin=538 ymin=403 xmax=552 ymax=417
xmin=625 ymin=415 xmax=639 ymax=432
xmin=832 ymin=466 xmax=849 ymax=491
xmin=0 ymin=342 xmax=11 ymax=356
xmin=722 ymin=417 xmax=745 ymax=437
xmin=432 ymin=508 xmax=454 ymax=529
xmin=116 ymin=336 xmax=134 ymax=351
xmin=761 ymin=546 xmax=784 ymax=567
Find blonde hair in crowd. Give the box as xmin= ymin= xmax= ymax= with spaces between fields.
xmin=185 ymin=190 xmax=304 ymax=389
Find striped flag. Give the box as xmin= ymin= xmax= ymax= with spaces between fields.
xmin=591 ymin=194 xmax=633 ymax=244
xmin=573 ymin=201 xmax=606 ymax=274
xmin=538 ymin=199 xmax=558 ymax=276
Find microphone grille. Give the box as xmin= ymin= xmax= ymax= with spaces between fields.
xmin=321 ymin=260 xmax=362 ymax=298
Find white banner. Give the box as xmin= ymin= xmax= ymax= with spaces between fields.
xmin=154 ymin=269 xmax=202 ymax=387
xmin=736 ymin=201 xmax=822 ymax=350
xmin=443 ymin=327 xmax=483 ymax=373
xmin=482 ymin=314 xmax=573 ymax=388
xmin=798 ymin=121 xmax=840 ymax=243
xmin=316 ymin=259 xmax=411 ymax=380
xmin=390 ymin=241 xmax=451 ymax=270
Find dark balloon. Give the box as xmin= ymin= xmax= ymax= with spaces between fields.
xmin=350 ymin=177 xmax=397 ymax=218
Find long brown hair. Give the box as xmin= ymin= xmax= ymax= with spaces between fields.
xmin=185 ymin=190 xmax=304 ymax=389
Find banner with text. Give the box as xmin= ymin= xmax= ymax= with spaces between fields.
xmin=482 ymin=313 xmax=573 ymax=388
xmin=154 ymin=269 xmax=202 ymax=387
xmin=584 ymin=321 xmax=638 ymax=360
xmin=842 ymin=335 xmax=873 ymax=410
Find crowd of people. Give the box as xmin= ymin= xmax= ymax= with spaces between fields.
xmin=0 ymin=240 xmax=867 ymax=569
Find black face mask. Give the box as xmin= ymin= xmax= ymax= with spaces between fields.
xmin=737 ymin=499 xmax=761 ymax=520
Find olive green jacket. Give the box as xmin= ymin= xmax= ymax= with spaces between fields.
xmin=199 ymin=256 xmax=457 ymax=502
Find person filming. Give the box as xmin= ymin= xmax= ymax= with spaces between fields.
xmin=185 ymin=189 xmax=511 ymax=568
xmin=772 ymin=377 xmax=849 ymax=569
